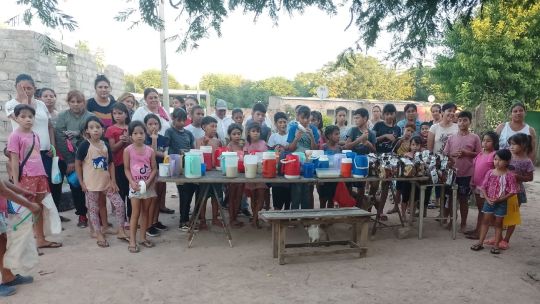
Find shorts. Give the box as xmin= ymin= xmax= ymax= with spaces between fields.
xmin=455 ymin=176 xmax=472 ymax=197
xmin=0 ymin=213 xmax=7 ymax=234
xmin=129 ymin=187 xmax=157 ymax=199
xmin=517 ymin=192 xmax=526 ymax=205
xmin=19 ymin=175 xmax=50 ymax=194
xmin=482 ymin=201 xmax=507 ymax=217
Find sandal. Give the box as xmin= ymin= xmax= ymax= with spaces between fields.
xmin=38 ymin=241 xmax=62 ymax=249
xmin=465 ymin=234 xmax=480 ymax=240
xmin=499 ymin=240 xmax=509 ymax=250
xmin=484 ymin=238 xmax=496 ymax=246
xmin=140 ymin=240 xmax=155 ymax=248
xmin=386 ymin=208 xmax=399 ymax=214
xmin=117 ymin=236 xmax=130 ymax=243
xmin=128 ymin=245 xmax=140 ymax=253
xmin=470 ymin=244 xmax=484 ymax=251
xmin=97 ymin=240 xmax=109 ymax=248
xmin=490 ymin=247 xmax=501 ymax=254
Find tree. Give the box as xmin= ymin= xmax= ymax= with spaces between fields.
xmin=125 ymin=69 xmax=183 ymax=93
xmin=432 ymin=1 xmax=540 ymax=110
xmin=13 ymin=1 xmax=537 ymax=61
xmin=199 ymin=73 xmax=244 ymax=107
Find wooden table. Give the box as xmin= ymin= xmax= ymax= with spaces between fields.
xmin=259 ymin=208 xmax=374 ymax=264
xmin=415 ymin=183 xmax=458 ymax=239
xmin=159 ymin=172 xmax=431 ymax=247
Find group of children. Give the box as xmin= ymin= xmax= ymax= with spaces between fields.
xmin=4 ymin=85 xmax=533 ymax=258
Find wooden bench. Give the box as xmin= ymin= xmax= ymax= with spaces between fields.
xmin=259 ymin=208 xmax=375 ymax=265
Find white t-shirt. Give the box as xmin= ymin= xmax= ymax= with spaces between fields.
xmin=429 ymin=122 xmax=458 ymax=154
xmin=185 ymin=124 xmax=205 ymax=140
xmin=268 ymin=132 xmax=288 ymax=148
xmin=5 ymin=98 xmax=51 ymax=151
xmin=132 ymin=106 xmax=171 ymax=136
xmin=211 ymin=114 xmax=233 ymax=145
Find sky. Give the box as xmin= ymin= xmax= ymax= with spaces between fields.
xmin=2 ymin=0 xmax=397 ymax=86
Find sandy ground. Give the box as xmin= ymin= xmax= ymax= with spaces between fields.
xmin=4 ymin=171 xmax=540 ymax=304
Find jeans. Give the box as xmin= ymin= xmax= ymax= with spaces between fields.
xmin=272 ymin=185 xmax=291 ymax=210
xmin=177 ymin=183 xmax=198 ymax=224
xmin=291 ymin=184 xmax=312 ymax=209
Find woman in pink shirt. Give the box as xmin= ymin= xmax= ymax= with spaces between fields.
xmin=243 ymin=122 xmax=268 ymax=228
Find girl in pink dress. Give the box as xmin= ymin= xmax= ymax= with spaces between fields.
xmin=123 ymin=121 xmax=157 ymax=253
xmin=243 ymin=122 xmax=268 ymax=228
xmin=471 ymin=149 xmax=518 ymax=254
xmin=466 ymin=131 xmax=498 ymax=240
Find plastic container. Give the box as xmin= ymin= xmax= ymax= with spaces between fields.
xmin=303 ymin=163 xmax=315 ymax=178
xmin=159 ymin=164 xmax=169 ymax=177
xmin=168 ymin=160 xmax=176 ymax=177
xmin=318 ymin=155 xmax=330 ymax=169
xmin=353 ymin=155 xmax=369 ymax=178
xmin=281 ymin=154 xmax=300 ymax=179
xmin=316 ymin=168 xmax=341 ymax=178
xmin=185 ymin=152 xmax=202 ymax=179
xmin=67 ymin=171 xmax=80 ymax=188
xmin=262 ymin=152 xmax=277 ymax=178
xmin=341 ymin=158 xmax=352 ymax=178
xmin=333 ymin=153 xmax=346 ymax=169
xmin=169 ymin=154 xmax=183 ymax=176
xmin=200 ymin=146 xmax=214 ymax=171
xmin=292 ymin=152 xmax=306 ymax=164
xmin=214 ymin=147 xmax=228 ymax=170
xmin=220 ymin=152 xmax=238 ymax=175
xmin=224 ymin=154 xmax=239 ymax=178
xmin=244 ymin=155 xmax=258 ymax=178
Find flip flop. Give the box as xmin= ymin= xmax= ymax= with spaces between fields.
xmin=465 ymin=234 xmax=480 ymax=240
xmin=140 ymin=240 xmax=155 ymax=248
xmin=470 ymin=244 xmax=484 ymax=251
xmin=38 ymin=241 xmax=62 ymax=249
xmin=490 ymin=247 xmax=501 ymax=254
xmin=96 ymin=240 xmax=109 ymax=248
xmin=117 ymin=236 xmax=130 ymax=243
xmin=3 ymin=274 xmax=34 ymax=287
xmin=128 ymin=245 xmax=140 ymax=253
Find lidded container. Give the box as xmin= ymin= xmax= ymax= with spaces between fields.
xmin=262 ymin=152 xmax=277 ymax=178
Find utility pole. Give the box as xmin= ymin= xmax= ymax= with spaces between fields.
xmin=159 ymin=0 xmax=170 ymax=110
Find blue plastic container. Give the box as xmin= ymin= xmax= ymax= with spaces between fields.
xmin=303 ymin=163 xmax=315 ymax=178
xmin=353 ymin=155 xmax=369 ymax=178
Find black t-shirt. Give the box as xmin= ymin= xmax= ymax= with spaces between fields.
xmin=145 ymin=134 xmax=169 ymax=164
xmin=87 ymin=97 xmax=116 ymax=128
xmin=372 ymin=121 xmax=401 ymax=153
xmin=346 ymin=127 xmax=376 ymax=155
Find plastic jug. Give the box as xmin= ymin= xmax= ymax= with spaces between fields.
xmin=224 ymin=154 xmax=239 ymax=178
xmin=341 ymin=158 xmax=352 ymax=178
xmin=353 ymin=155 xmax=369 ymax=178
xmin=281 ymin=154 xmax=300 ymax=179
xmin=200 ymin=146 xmax=214 ymax=171
xmin=236 ymin=151 xmax=245 ymax=173
xmin=346 ymin=151 xmax=357 ymax=160
xmin=214 ymin=147 xmax=229 ymax=170
xmin=244 ymin=155 xmax=258 ymax=178
xmin=169 ymin=154 xmax=183 ymax=176
xmin=220 ymin=152 xmax=238 ymax=175
xmin=184 ymin=152 xmax=202 ymax=179
xmin=303 ymin=163 xmax=315 ymax=178
xmin=318 ymin=155 xmax=330 ymax=169
xmin=262 ymin=152 xmax=277 ymax=178
xmin=292 ymin=152 xmax=306 ymax=164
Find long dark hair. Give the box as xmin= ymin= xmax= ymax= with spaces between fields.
xmin=508 ymin=133 xmax=532 ymax=154
xmin=334 ymin=106 xmax=348 ymax=125
xmin=82 ymin=116 xmax=104 ymax=137
xmin=111 ymin=102 xmax=131 ymax=125
xmin=310 ymin=110 xmax=323 ymax=131
xmin=246 ymin=122 xmax=261 ymax=144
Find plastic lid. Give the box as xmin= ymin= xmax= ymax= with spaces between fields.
xmin=341 ymin=158 xmax=352 ymax=163
xmin=263 ymin=152 xmax=276 ymax=159
xmin=222 ymin=152 xmax=238 ymax=156
xmin=319 ymin=155 xmax=329 ymax=161
xmin=200 ymin=146 xmax=213 ymax=153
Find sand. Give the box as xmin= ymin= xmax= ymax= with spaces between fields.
xmin=4 ymin=172 xmax=540 ymax=304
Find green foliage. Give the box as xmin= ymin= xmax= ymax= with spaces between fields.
xmin=322 ymin=114 xmax=333 ymax=128
xmin=8 ymin=0 xmax=78 ymax=32
xmin=75 ymin=40 xmax=91 ymax=54
xmin=433 ymin=1 xmax=540 ymax=110
xmin=408 ymin=65 xmax=450 ymax=103
xmin=125 ymin=69 xmax=183 ymax=93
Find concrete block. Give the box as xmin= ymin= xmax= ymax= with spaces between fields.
xmin=0 ymin=72 xmax=8 ymax=81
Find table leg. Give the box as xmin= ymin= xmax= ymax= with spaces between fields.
xmin=272 ymin=222 xmax=278 ymax=258
xmin=407 ymin=183 xmax=416 ymax=227
xmin=390 ymin=186 xmax=405 ymax=227
xmin=187 ymin=185 xmax=209 ymax=248
xmin=452 ymin=185 xmax=458 ymax=240
xmin=358 ymin=220 xmax=369 ymax=258
xmin=439 ymin=185 xmax=446 ymax=226
xmin=419 ymin=184 xmax=426 ymax=240
xmin=278 ymin=222 xmax=287 ymax=265
xmin=212 ymin=185 xmax=233 ymax=247
xmin=351 ymin=222 xmax=358 ymax=246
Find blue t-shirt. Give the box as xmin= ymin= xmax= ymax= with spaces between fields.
xmin=397 ymin=119 xmax=422 ymax=136
xmin=286 ymin=121 xmax=320 ymax=149
xmin=145 ymin=134 xmax=169 ymax=164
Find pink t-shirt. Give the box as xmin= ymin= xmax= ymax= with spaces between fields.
xmin=472 ymin=151 xmax=495 ymax=187
xmin=481 ymin=169 xmax=519 ymax=201
xmin=244 ymin=140 xmax=268 ymax=153
xmin=7 ymin=129 xmax=46 ymax=177
xmin=126 ymin=144 xmax=153 ymax=182
xmin=444 ymin=132 xmax=482 ymax=177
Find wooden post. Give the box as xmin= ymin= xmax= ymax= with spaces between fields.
xmin=278 ymin=222 xmax=287 ymax=265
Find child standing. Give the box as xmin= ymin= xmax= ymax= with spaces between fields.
xmin=55 ymin=90 xmax=93 ymax=228
xmin=196 ymin=116 xmax=223 ymax=229
xmin=185 ymin=105 xmax=205 ymax=140
xmin=7 ymin=104 xmax=61 ymax=250
xmin=498 ymin=133 xmax=534 ymax=249
xmin=244 ymin=122 xmax=268 ymax=227
xmin=344 ymin=108 xmax=376 ymax=155
xmin=395 ymin=123 xmax=415 ymax=155
xmin=249 ymin=103 xmax=271 ymax=142
xmin=443 ymin=111 xmax=482 ymax=232
xmin=144 ymin=114 xmax=170 ymax=237
xmin=397 ymin=136 xmax=424 ymax=220
xmin=310 ymin=111 xmax=325 ymax=149
xmin=165 ymin=108 xmax=196 ymax=231
xmin=319 ymin=125 xmax=341 ymax=208
xmin=226 ymin=123 xmax=245 ymax=227
xmin=75 ymin=116 xmax=128 ymax=248
xmin=471 ymin=149 xmax=518 ymax=254
xmin=287 ymin=106 xmax=318 ymax=210
xmin=123 ymin=121 xmax=158 ymax=252
xmin=335 ymin=106 xmax=350 ymax=145
xmin=268 ymin=112 xmax=291 ymax=211
xmin=420 ymin=122 xmax=430 ymax=150
xmin=465 ymin=131 xmax=498 ymax=240
xmin=105 ymin=103 xmax=131 ymax=228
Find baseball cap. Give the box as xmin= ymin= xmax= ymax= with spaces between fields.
xmin=216 ymin=99 xmax=227 ymax=110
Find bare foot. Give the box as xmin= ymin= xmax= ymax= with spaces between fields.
xmin=212 ymin=220 xmax=224 ymax=227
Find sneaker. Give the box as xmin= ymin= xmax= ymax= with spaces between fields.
xmin=146 ymin=226 xmax=160 ymax=237
xmin=3 ymin=274 xmax=33 ymax=287
xmin=60 ymin=215 xmax=71 ymax=222
xmin=0 ymin=284 xmax=16 ymax=297
xmin=178 ymin=224 xmax=189 ymax=232
xmin=153 ymin=222 xmax=168 ymax=231
xmin=77 ymin=216 xmax=88 ymax=228
xmin=241 ymin=208 xmax=252 ymax=217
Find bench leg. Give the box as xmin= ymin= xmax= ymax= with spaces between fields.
xmin=272 ymin=222 xmax=278 ymax=258
xmin=419 ymin=185 xmax=425 ymax=240
xmin=358 ymin=220 xmax=369 ymax=258
xmin=278 ymin=223 xmax=287 ymax=265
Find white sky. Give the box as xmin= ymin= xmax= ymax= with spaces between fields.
xmin=2 ymin=0 xmax=398 ymax=86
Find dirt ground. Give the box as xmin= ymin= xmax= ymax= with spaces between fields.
xmin=4 ymin=170 xmax=540 ymax=304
